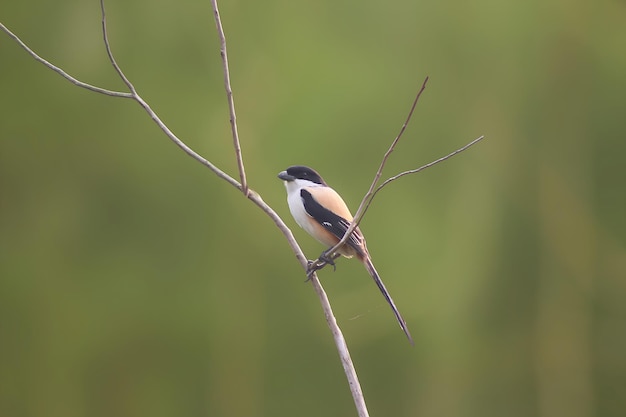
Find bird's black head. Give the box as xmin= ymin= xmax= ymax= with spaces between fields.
xmin=278 ymin=165 xmax=327 ymax=186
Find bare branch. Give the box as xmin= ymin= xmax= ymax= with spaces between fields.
xmin=8 ymin=3 xmax=363 ymax=412
xmin=210 ymin=0 xmax=248 ymax=196
xmin=343 ymin=134 xmax=487 ymax=231
xmin=309 ymin=276 xmax=368 ymax=417
xmin=360 ymin=76 xmax=430 ymax=209
xmin=312 ymin=79 xmax=485 ymax=274
xmin=3 ymin=5 xmax=380 ymax=415
xmin=0 ymin=22 xmax=131 ymax=98
xmin=367 ymin=134 xmax=486 ymax=208
xmin=207 ymin=0 xmax=368 ymax=409
xmin=244 ymin=191 xmax=369 ymax=417
xmin=322 ymin=77 xmax=429 ymax=262
xmin=1 ymin=11 xmax=242 ymax=192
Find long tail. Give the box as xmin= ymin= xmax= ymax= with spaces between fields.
xmin=363 ymin=256 xmax=414 ymax=345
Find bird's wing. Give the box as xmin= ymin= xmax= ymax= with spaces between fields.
xmin=300 ymin=188 xmax=365 ymax=255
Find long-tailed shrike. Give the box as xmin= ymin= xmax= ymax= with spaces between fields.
xmin=278 ymin=165 xmax=413 ymax=344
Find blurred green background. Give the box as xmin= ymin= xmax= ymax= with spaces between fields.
xmin=1 ymin=0 xmax=624 ymax=416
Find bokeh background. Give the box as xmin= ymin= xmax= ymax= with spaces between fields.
xmin=1 ymin=0 xmax=624 ymax=416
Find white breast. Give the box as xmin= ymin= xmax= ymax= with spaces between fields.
xmin=284 ymin=180 xmax=326 ymax=243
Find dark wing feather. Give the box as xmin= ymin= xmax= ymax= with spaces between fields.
xmin=300 ymin=189 xmax=365 ymax=255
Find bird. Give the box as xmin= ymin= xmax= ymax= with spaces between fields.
xmin=278 ymin=165 xmax=413 ymax=344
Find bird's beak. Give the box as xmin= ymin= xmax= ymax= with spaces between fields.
xmin=278 ymin=171 xmax=295 ymax=181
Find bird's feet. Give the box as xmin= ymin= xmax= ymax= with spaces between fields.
xmin=305 ymin=250 xmax=340 ymax=281
xmin=319 ymin=249 xmax=338 ymax=271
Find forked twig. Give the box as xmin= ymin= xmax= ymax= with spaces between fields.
xmin=362 ymin=134 xmax=485 ymax=215
xmin=314 ymin=78 xmax=428 ymax=267
xmin=0 ymin=22 xmax=131 ymax=98
xmin=310 ymin=78 xmax=484 ymax=272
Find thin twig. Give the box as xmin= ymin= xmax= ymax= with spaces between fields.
xmin=100 ymin=1 xmax=135 ymax=94
xmin=323 ymin=77 xmax=429 ymax=260
xmin=210 ymin=0 xmax=248 ymax=196
xmin=362 ymin=135 xmax=486 ymax=215
xmin=0 ymin=22 xmax=131 ymax=98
